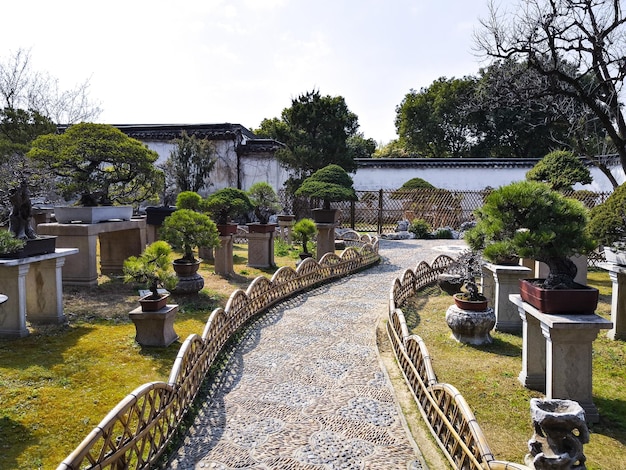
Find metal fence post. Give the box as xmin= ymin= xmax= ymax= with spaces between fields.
xmin=378 ymin=189 xmax=384 ymax=234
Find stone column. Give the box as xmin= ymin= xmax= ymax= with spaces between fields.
xmin=26 ymin=257 xmax=67 ymax=325
xmin=517 ymin=304 xmax=546 ymax=392
xmin=277 ymin=215 xmax=295 ymax=243
xmin=315 ymin=223 xmax=336 ymax=260
xmin=247 ymin=231 xmax=275 ymax=268
xmin=483 ymin=263 xmax=531 ymax=333
xmin=603 ymin=263 xmax=626 ymax=340
xmin=0 ymin=264 xmax=30 ymax=338
xmin=214 ymin=235 xmax=234 ymax=276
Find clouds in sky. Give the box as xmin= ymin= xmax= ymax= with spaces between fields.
xmin=1 ymin=0 xmax=493 ymax=143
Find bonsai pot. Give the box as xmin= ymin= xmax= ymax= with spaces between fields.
xmin=519 ymin=279 xmax=599 ymax=314
xmin=139 ymin=293 xmax=170 ymax=312
xmin=172 ymin=259 xmax=201 ymax=277
xmin=247 ymin=223 xmax=277 ymax=233
xmin=0 ymin=236 xmax=57 ymax=259
xmin=145 ymin=206 xmax=177 ymax=225
xmin=217 ymin=223 xmax=238 ymax=236
xmin=312 ymin=208 xmax=340 ymax=224
xmin=54 ymin=205 xmax=133 ymax=224
xmin=453 ymin=293 xmax=489 ymax=311
xmin=277 ymin=214 xmax=295 ymax=222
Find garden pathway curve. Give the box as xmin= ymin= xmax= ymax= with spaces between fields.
xmin=166 ymin=239 xmax=467 ymax=470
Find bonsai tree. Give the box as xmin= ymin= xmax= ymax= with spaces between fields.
xmin=294 ymin=164 xmax=357 ymax=210
xmin=160 ymin=209 xmax=220 ymax=263
xmin=175 ymin=191 xmax=203 ymax=211
xmin=202 ymin=187 xmax=253 ymax=225
xmin=292 ymin=218 xmax=316 ymax=255
xmin=123 ymin=241 xmax=178 ymax=299
xmin=526 ymin=150 xmax=592 ymax=192
xmin=27 ymin=123 xmax=163 ymax=206
xmin=0 ymin=230 xmax=25 ymax=255
xmin=587 ymin=183 xmax=626 ymax=250
xmin=465 ymin=181 xmax=595 ymax=289
xmin=247 ymin=182 xmax=281 ymax=224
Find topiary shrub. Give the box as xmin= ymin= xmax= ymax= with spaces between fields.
xmin=466 ymin=181 xmax=595 ymax=289
xmin=175 ymin=191 xmax=203 ymax=211
xmin=408 ymin=219 xmax=431 ymax=239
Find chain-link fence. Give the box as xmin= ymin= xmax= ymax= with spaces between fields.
xmin=279 ymin=188 xmax=610 ymax=234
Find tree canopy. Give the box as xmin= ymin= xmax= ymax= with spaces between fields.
xmin=255 ymin=90 xmax=363 ymax=187
xmin=526 ymin=150 xmax=592 ymax=191
xmin=27 ymin=123 xmax=163 ymax=206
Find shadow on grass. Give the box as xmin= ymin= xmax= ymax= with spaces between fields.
xmin=0 ymin=417 xmax=33 ymax=469
xmin=594 ymin=396 xmax=626 ymax=443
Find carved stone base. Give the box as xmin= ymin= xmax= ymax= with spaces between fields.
xmin=174 ymin=273 xmax=204 ymax=294
xmin=445 ymin=305 xmax=495 ymax=345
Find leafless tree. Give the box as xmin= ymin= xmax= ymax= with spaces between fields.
xmin=475 ymin=0 xmax=626 ymax=183
xmin=0 ymin=48 xmax=101 ymax=124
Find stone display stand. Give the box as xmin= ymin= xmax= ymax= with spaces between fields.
xmin=247 ymin=230 xmax=275 ymax=268
xmin=214 ymin=235 xmax=234 ymax=276
xmin=510 ymin=294 xmax=612 ymax=423
xmin=445 ymin=305 xmax=495 ymax=345
xmin=277 ymin=215 xmax=295 ymax=243
xmin=315 ymin=222 xmax=336 ymax=260
xmin=38 ymin=219 xmax=146 ymax=286
xmin=599 ymin=262 xmax=626 ymax=340
xmin=129 ymin=304 xmax=179 ymax=347
xmin=0 ymin=248 xmax=78 ymax=338
xmin=482 ymin=263 xmax=531 ymax=333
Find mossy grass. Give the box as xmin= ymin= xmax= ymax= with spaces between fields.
xmin=401 ymin=271 xmax=625 ymax=469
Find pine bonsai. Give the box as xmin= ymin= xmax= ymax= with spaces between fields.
xmin=247 ymin=182 xmax=281 ymax=224
xmin=294 ymin=164 xmax=357 ymax=210
xmin=123 ymin=241 xmax=178 ymax=298
xmin=587 ymin=183 xmax=626 ymax=250
xmin=202 ymin=187 xmax=253 ymax=225
xmin=160 ymin=209 xmax=220 ymax=263
xmin=466 ymin=181 xmax=595 ymax=289
xmin=293 ymin=218 xmax=316 ymax=255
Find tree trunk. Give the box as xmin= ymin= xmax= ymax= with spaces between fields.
xmin=541 ymin=256 xmax=578 ymax=289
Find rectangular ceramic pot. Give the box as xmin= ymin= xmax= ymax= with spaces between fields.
xmin=54 ymin=206 xmax=133 ymax=224
xmin=519 ymin=278 xmax=599 ymax=315
xmin=0 ymin=236 xmax=57 ymax=259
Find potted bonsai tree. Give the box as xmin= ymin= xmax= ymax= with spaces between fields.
xmin=294 ymin=164 xmax=358 ymax=224
xmin=292 ymin=218 xmax=316 ymax=260
xmin=587 ymin=183 xmax=626 ymax=265
xmin=466 ymin=181 xmax=597 ymax=314
xmin=27 ymin=123 xmax=163 ymax=223
xmin=247 ymin=182 xmax=282 ymax=230
xmin=160 ymin=208 xmax=221 ymax=278
xmin=202 ymin=187 xmax=253 ymax=235
xmin=123 ymin=240 xmax=178 ymax=311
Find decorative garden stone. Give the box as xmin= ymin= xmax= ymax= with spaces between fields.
xmin=526 ymin=398 xmax=588 ymax=470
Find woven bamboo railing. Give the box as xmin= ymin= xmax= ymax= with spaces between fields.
xmin=57 ymin=232 xmax=380 ymax=470
xmin=387 ymin=255 xmax=531 ymax=470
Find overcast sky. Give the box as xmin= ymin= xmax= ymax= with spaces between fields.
xmin=1 ymin=0 xmax=496 ymax=144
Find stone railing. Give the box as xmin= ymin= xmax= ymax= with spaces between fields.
xmin=57 ymin=232 xmax=380 ymax=470
xmin=387 ymin=255 xmax=531 ymax=470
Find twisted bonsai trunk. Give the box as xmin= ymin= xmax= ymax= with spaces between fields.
xmin=541 ymin=257 xmax=578 ymax=289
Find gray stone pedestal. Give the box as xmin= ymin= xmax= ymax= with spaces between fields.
xmin=510 ymin=294 xmax=612 ymax=423
xmin=214 ymin=235 xmax=234 ymax=276
xmin=247 ymin=230 xmax=275 ymax=268
xmin=483 ymin=263 xmax=531 ymax=333
xmin=129 ymin=304 xmax=179 ymax=347
xmin=315 ymin=223 xmax=336 ymax=260
xmin=600 ymin=262 xmax=626 ymax=340
xmin=445 ymin=305 xmax=495 ymax=345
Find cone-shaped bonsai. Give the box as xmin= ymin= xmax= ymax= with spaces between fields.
xmin=294 ymin=164 xmax=357 ymax=210
xmin=202 ymin=187 xmax=253 ymax=225
xmin=466 ymin=181 xmax=595 ymax=289
xmin=160 ymin=209 xmax=220 ymax=263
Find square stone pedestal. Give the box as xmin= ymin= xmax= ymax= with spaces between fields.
xmin=129 ymin=304 xmax=179 ymax=347
xmin=247 ymin=230 xmax=275 ymax=268
xmin=315 ymin=223 xmax=336 ymax=260
xmin=214 ymin=235 xmax=234 ymax=276
xmin=510 ymin=294 xmax=612 ymax=423
xmin=600 ymin=262 xmax=626 ymax=340
xmin=482 ymin=263 xmax=531 ymax=333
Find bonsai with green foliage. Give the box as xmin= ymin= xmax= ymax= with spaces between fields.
xmin=292 ymin=218 xmax=316 ymax=255
xmin=175 ymin=191 xmax=203 ymax=211
xmin=202 ymin=187 xmax=253 ymax=225
xmin=160 ymin=209 xmax=220 ymax=263
xmin=123 ymin=241 xmax=178 ymax=298
xmin=27 ymin=123 xmax=163 ymax=206
xmin=0 ymin=230 xmax=26 ymax=255
xmin=526 ymin=150 xmax=592 ymax=192
xmin=391 ymin=177 xmax=435 ymax=199
xmin=587 ymin=183 xmax=626 ymax=250
xmin=465 ymin=181 xmax=595 ymax=289
xmin=408 ymin=219 xmax=431 ymax=239
xmin=294 ymin=164 xmax=357 ymax=210
xmin=247 ymin=182 xmax=282 ymax=224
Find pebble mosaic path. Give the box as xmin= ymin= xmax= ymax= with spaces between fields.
xmin=166 ymin=239 xmax=467 ymax=470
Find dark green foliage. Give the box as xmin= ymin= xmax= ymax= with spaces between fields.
xmin=399 ymin=177 xmax=435 ymax=190
xmin=27 ymin=123 xmax=163 ymax=206
xmin=466 ymin=181 xmax=595 ymax=288
xmin=587 ymin=184 xmax=626 ymax=247
xmin=163 ymin=131 xmax=216 ymax=194
xmin=433 ymin=228 xmax=453 ymax=239
xmin=294 ymin=164 xmax=357 ymax=210
xmin=247 ymin=182 xmax=281 ymax=224
xmin=123 ymin=241 xmax=177 ymax=297
xmin=202 ymin=187 xmax=253 ymax=225
xmin=526 ymin=150 xmax=592 ymax=191
xmin=408 ymin=219 xmax=431 ymax=239
xmin=0 ymin=230 xmax=25 ymax=254
xmin=160 ymin=209 xmax=220 ymax=262
xmin=292 ymin=218 xmax=316 ymax=254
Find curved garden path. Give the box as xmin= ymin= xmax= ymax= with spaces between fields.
xmin=166 ymin=239 xmax=467 ymax=470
